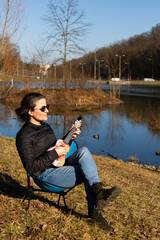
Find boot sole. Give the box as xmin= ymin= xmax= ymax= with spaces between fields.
xmin=97 ymin=186 xmax=121 ymax=209
xmin=88 ymin=208 xmax=114 ymax=232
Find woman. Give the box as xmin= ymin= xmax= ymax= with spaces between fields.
xmin=15 ymin=92 xmax=121 ymax=231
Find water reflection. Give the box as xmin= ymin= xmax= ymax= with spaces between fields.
xmin=106 ymin=106 xmax=124 ymax=145
xmin=0 ymin=104 xmax=19 ymax=138
xmin=118 ymin=96 xmax=160 ymax=135
xmin=0 ymin=92 xmax=160 ymax=166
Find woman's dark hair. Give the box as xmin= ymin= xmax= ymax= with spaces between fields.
xmin=15 ymin=92 xmax=46 ymax=122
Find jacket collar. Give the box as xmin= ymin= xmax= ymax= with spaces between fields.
xmin=26 ymin=121 xmax=44 ymax=129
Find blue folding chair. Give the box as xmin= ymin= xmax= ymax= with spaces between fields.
xmin=23 ymin=141 xmax=78 ymax=210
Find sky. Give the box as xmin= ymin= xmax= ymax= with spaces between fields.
xmin=19 ymin=0 xmax=160 ymax=62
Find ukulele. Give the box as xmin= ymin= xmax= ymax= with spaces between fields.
xmin=47 ymin=116 xmax=82 ymax=167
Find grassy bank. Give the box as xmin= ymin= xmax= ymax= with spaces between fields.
xmin=130 ymin=80 xmax=160 ymax=86
xmin=0 ymin=88 xmax=122 ymax=107
xmin=0 ymin=136 xmax=160 ymax=239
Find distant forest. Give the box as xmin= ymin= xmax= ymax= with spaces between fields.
xmin=1 ymin=24 xmax=160 ymax=81
xmin=64 ymin=23 xmax=160 ymax=81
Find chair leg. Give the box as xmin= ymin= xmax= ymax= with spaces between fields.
xmin=57 ymin=194 xmax=61 ymax=206
xmin=57 ymin=192 xmax=68 ymax=209
xmin=62 ymin=194 xmax=68 ymax=209
xmin=23 ymin=174 xmax=74 ymax=211
xmin=22 ymin=187 xmax=33 ymax=210
xmin=26 ymin=188 xmax=33 ymax=210
xmin=23 ymin=190 xmax=28 ymax=202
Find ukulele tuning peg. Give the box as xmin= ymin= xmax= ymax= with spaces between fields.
xmin=77 ymin=115 xmax=83 ymax=120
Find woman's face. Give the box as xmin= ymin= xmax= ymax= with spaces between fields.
xmin=28 ymin=98 xmax=49 ymax=125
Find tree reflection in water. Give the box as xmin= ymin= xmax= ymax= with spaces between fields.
xmin=0 ymin=96 xmax=160 ymax=166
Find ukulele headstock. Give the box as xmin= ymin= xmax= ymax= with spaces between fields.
xmin=74 ymin=115 xmax=82 ymax=128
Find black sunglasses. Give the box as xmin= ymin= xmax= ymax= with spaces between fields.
xmin=39 ymin=104 xmax=50 ymax=112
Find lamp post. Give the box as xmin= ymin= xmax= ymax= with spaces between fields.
xmin=94 ymin=52 xmax=97 ymax=80
xmin=79 ymin=62 xmax=86 ymax=80
xmin=98 ymin=60 xmax=104 ymax=79
xmin=106 ymin=65 xmax=111 ymax=80
xmin=116 ymin=54 xmax=125 ymax=80
xmin=69 ymin=62 xmax=72 ymax=80
xmin=54 ymin=64 xmax=56 ymax=79
xmin=149 ymin=58 xmax=154 ymax=79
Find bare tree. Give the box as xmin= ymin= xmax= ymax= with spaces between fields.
xmin=0 ymin=0 xmax=25 ymax=71
xmin=42 ymin=0 xmax=91 ymax=87
xmin=24 ymin=41 xmax=54 ymax=81
xmin=25 ymin=41 xmax=50 ymax=65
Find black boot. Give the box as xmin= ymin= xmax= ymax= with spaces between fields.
xmin=88 ymin=207 xmax=114 ymax=231
xmin=91 ymin=183 xmax=121 ymax=210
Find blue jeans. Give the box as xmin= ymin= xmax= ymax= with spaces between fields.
xmin=38 ymin=147 xmax=100 ymax=209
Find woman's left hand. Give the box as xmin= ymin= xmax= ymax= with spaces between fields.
xmin=72 ymin=127 xmax=81 ymax=139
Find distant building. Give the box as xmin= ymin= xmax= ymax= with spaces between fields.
xmin=40 ymin=65 xmax=50 ymax=76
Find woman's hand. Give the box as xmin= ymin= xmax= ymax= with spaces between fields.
xmin=55 ymin=144 xmax=70 ymax=157
xmin=71 ymin=127 xmax=81 ymax=139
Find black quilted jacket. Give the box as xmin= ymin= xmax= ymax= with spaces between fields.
xmin=16 ymin=121 xmax=59 ymax=176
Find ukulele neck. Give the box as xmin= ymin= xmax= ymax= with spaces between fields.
xmin=63 ymin=126 xmax=77 ymax=144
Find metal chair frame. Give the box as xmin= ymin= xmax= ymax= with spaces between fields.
xmin=22 ymin=140 xmax=78 ymax=210
xmin=23 ymin=173 xmax=74 ymax=211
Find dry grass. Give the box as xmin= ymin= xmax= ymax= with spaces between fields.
xmin=130 ymin=80 xmax=160 ymax=86
xmin=0 ymin=87 xmax=122 ymax=107
xmin=0 ymin=135 xmax=160 ymax=239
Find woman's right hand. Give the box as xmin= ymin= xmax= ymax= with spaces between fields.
xmin=55 ymin=144 xmax=70 ymax=157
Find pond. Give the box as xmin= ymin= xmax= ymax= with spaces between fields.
xmin=0 ymin=83 xmax=160 ymax=166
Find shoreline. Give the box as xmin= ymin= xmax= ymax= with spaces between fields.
xmin=1 ymin=75 xmax=160 ymax=86
xmin=0 ymin=87 xmax=123 ymax=106
xmin=1 ymin=135 xmax=159 ymax=171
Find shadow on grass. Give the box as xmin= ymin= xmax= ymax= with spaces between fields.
xmin=0 ymin=172 xmax=26 ymax=198
xmin=0 ymin=172 xmax=87 ymax=218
